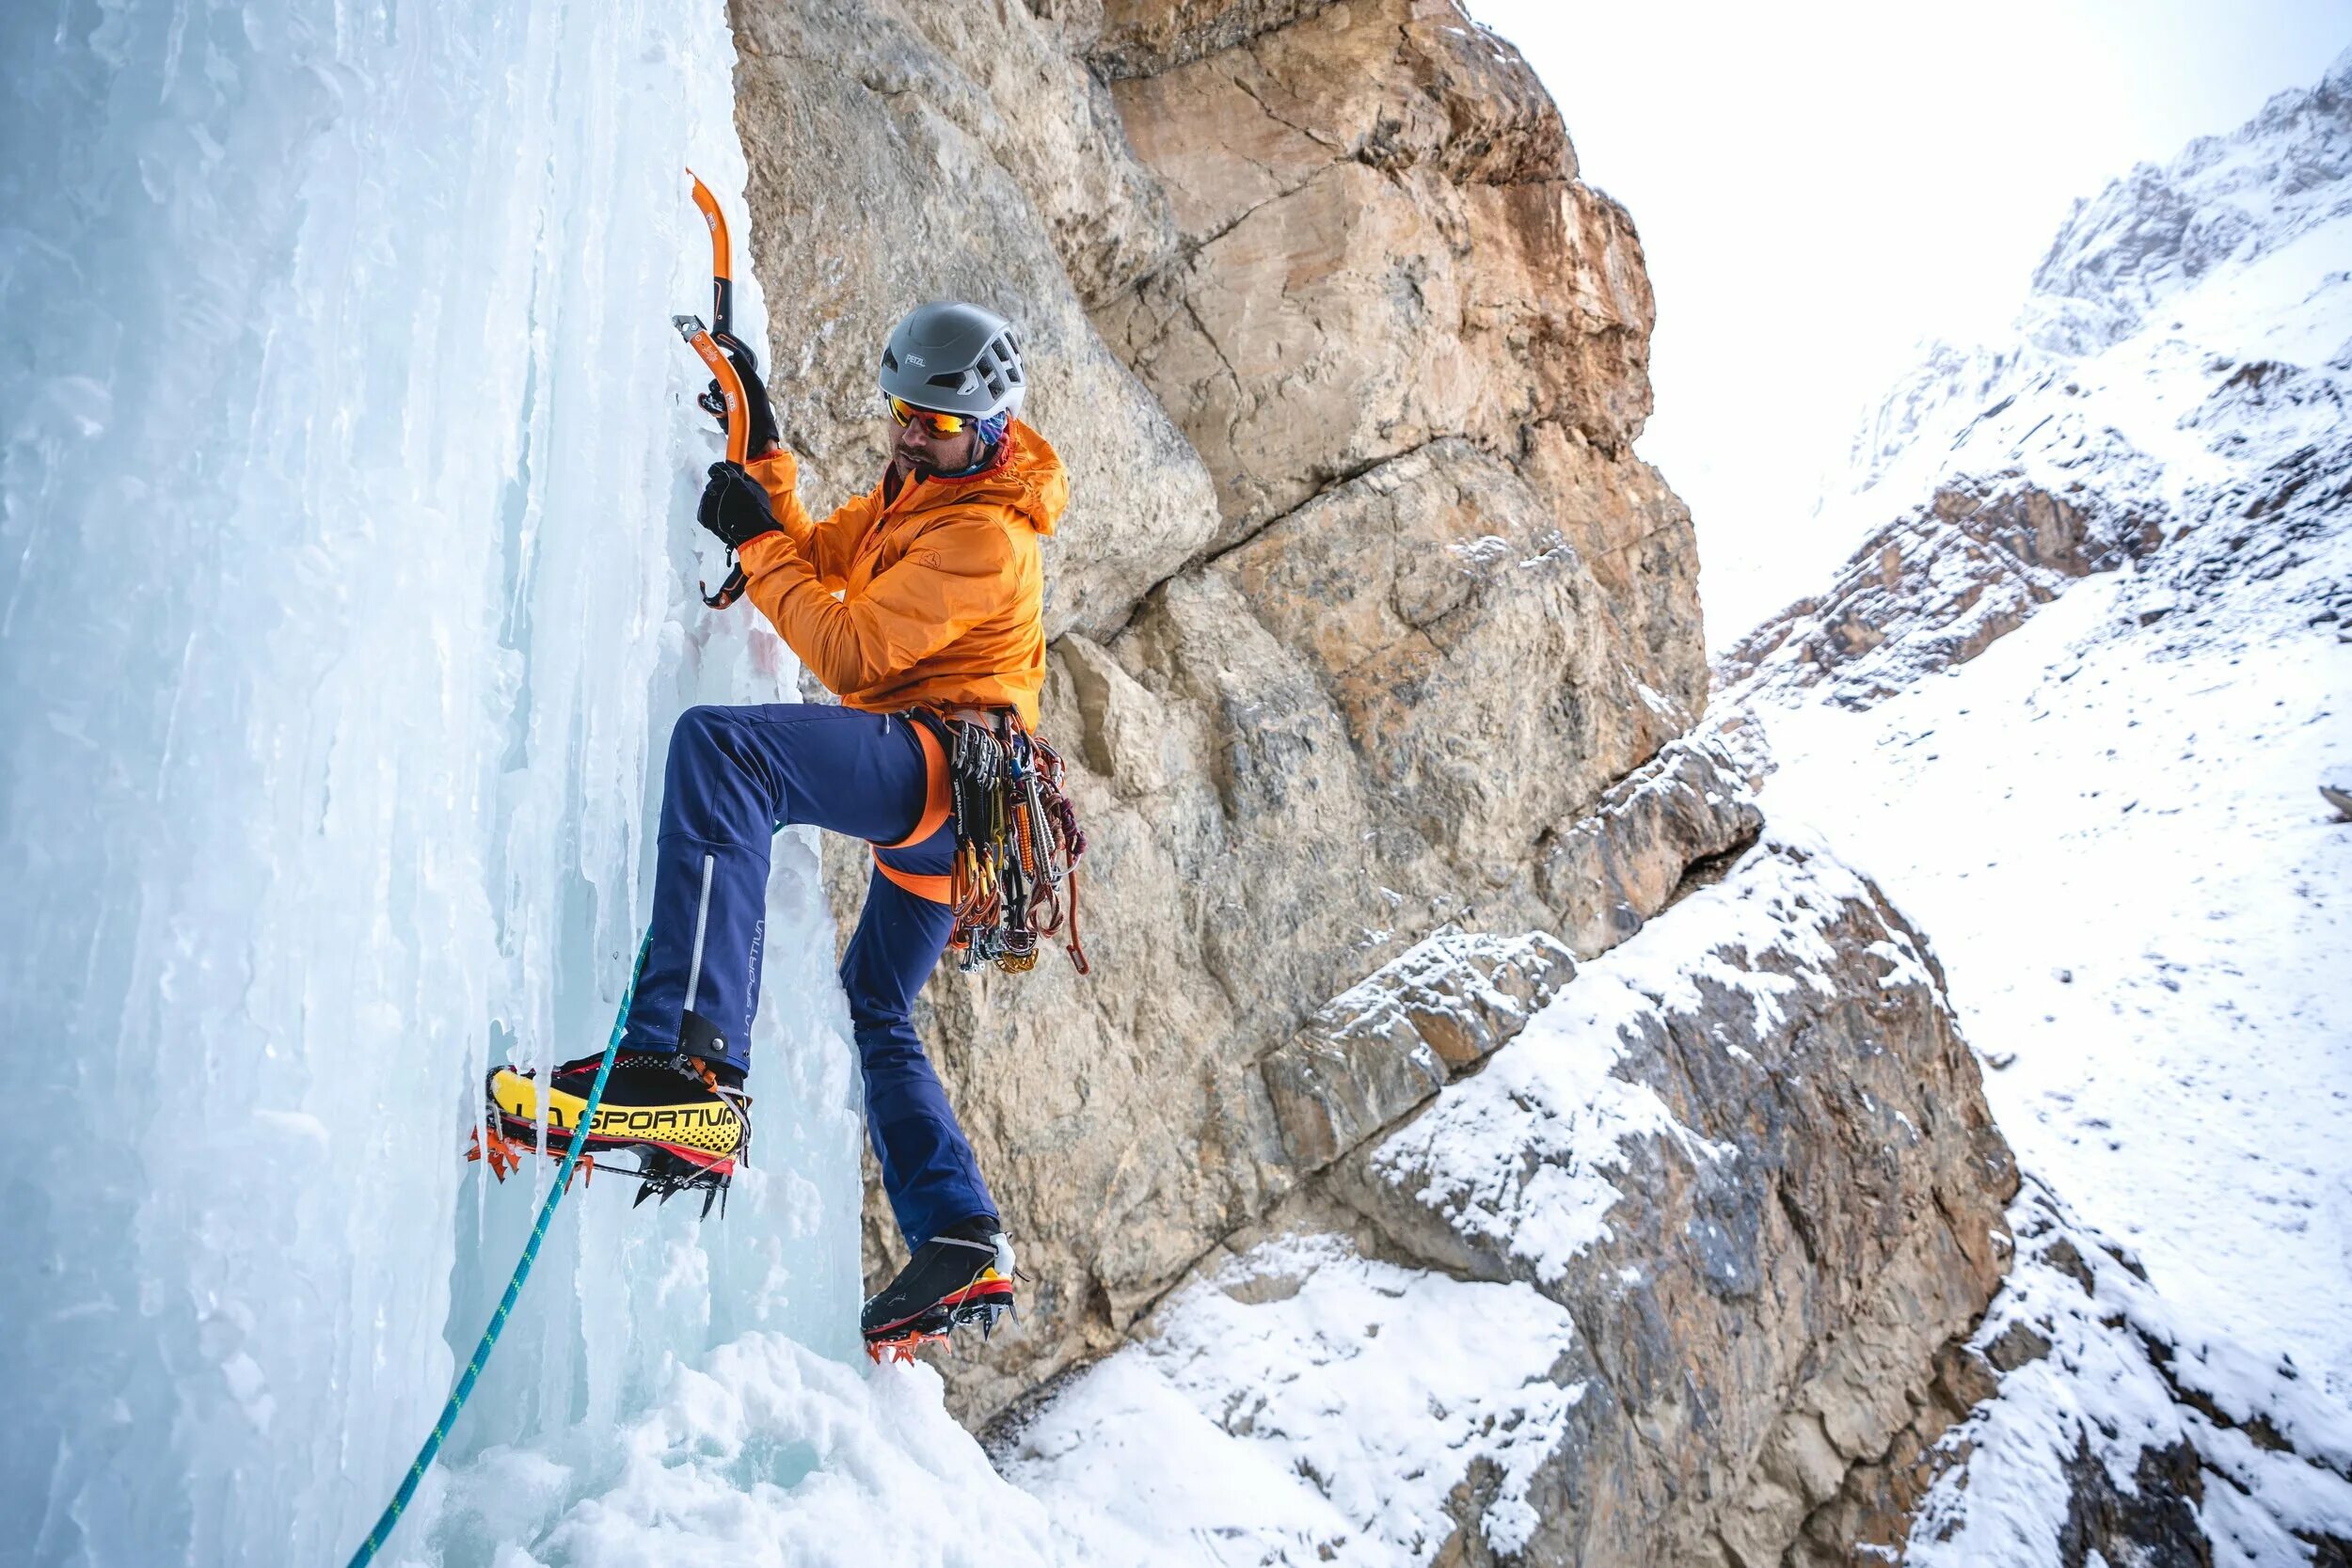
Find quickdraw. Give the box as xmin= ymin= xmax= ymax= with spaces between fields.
xmin=921 ymin=711 xmax=1090 ymax=975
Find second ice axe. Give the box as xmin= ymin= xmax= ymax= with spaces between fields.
xmin=676 ymin=169 xmax=752 ymax=610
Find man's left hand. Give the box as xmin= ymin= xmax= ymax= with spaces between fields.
xmin=699 ymin=462 xmax=783 ymax=550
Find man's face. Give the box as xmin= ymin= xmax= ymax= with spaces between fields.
xmin=892 ymin=408 xmax=982 ymax=478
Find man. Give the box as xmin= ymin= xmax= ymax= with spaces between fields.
xmin=486 ymin=302 xmax=1062 ymax=1354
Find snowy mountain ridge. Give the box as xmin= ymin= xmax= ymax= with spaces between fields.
xmin=1720 ymin=44 xmax=2352 ymax=710
xmin=1852 ymin=43 xmax=2352 ymax=484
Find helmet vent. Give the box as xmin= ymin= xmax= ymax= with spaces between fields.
xmin=878 ymin=302 xmax=1025 ymax=420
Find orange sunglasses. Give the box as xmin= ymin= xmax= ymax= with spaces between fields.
xmin=887 ymin=396 xmax=970 ymax=436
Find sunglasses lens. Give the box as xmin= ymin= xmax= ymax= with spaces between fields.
xmin=888 ymin=397 xmax=965 ymax=436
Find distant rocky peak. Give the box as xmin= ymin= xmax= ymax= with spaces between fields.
xmin=1726 ymin=44 xmax=2352 ymax=714
xmin=2024 ymin=42 xmax=2352 ymax=356
xmin=1848 ymin=46 xmax=2352 ymax=490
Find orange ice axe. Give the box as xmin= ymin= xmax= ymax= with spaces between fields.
xmin=678 ymin=168 xmax=752 ymax=609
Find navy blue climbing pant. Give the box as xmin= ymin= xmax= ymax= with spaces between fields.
xmin=624 ymin=702 xmax=996 ymax=1249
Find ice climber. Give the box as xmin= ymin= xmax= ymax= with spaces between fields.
xmin=486 ymin=302 xmax=1059 ymax=1354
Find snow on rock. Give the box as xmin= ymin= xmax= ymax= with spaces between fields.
xmin=1752 ymin=412 xmax=2352 ymax=1413
xmin=1903 ymin=1179 xmax=2352 ymax=1567
xmin=1003 ymin=1233 xmax=1582 ymax=1567
xmin=1534 ymin=731 xmax=1766 ymax=959
xmin=1258 ymin=927 xmax=1579 ymax=1172
xmin=1329 ymin=830 xmax=2019 ymax=1565
xmin=1007 ymin=824 xmax=2019 ymax=1564
xmin=1742 ymin=482 xmax=2352 ymax=1556
xmin=1359 ymin=826 xmax=1966 ymax=1287
xmin=1719 ymin=47 xmax=2352 ymax=710
xmin=1360 ymin=959 xmax=1724 ymax=1286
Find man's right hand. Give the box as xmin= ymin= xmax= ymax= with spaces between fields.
xmin=700 ymin=332 xmax=782 ymax=456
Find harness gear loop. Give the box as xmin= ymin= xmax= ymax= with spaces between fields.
xmin=886 ymin=706 xmax=1092 ymax=974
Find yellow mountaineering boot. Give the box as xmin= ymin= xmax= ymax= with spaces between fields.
xmin=478 ymin=1052 xmax=750 ymax=1214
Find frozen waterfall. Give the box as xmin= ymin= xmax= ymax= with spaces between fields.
xmin=0 ymin=3 xmax=946 ymax=1562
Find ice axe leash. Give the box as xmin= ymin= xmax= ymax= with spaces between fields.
xmin=342 ymin=935 xmax=650 ymax=1568
xmin=679 ymin=168 xmax=751 ymax=610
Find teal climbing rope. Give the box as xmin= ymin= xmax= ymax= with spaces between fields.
xmin=344 ymin=935 xmax=650 ymax=1568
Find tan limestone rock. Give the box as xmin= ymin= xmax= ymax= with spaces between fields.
xmin=1536 ymin=733 xmax=1765 ymax=958
xmin=1098 ymin=0 xmax=1657 ymax=548
xmin=728 ymin=21 xmax=1979 ymax=1534
xmin=1089 ymin=0 xmax=1335 ymax=80
xmin=1260 ymin=928 xmax=1575 ymax=1169
xmin=1716 ymin=468 xmax=2170 ymax=711
xmin=728 ymin=0 xmax=1217 ymax=641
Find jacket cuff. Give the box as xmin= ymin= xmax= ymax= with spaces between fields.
xmin=745 ymin=450 xmax=818 ymax=548
xmin=746 ymin=449 xmax=798 ymax=488
xmin=737 ymin=530 xmax=800 ymax=578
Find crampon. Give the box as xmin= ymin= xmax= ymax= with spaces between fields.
xmin=466 ymin=1121 xmax=739 ymax=1215
xmin=863 ymin=1288 xmax=1017 ymax=1365
xmin=469 ymin=1053 xmax=749 ymax=1218
xmin=862 ymin=1227 xmax=1018 ymax=1363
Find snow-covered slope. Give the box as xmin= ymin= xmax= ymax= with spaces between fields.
xmin=1007 ymin=820 xmax=2024 ymax=1566
xmin=1719 ymin=44 xmax=2352 ymax=1563
xmin=1720 ymin=45 xmax=2352 ymax=710
xmin=1755 ymin=480 xmax=2352 ymax=1558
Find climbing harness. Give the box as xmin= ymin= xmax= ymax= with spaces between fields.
xmin=913 ymin=711 xmax=1090 ymax=975
xmin=343 ymin=937 xmax=649 ymax=1568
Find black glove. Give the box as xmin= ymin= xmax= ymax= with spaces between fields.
xmin=698 ymin=332 xmax=781 ymax=456
xmin=698 ymin=462 xmax=783 ymax=550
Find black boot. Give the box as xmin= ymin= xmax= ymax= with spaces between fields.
xmin=861 ymin=1216 xmax=1015 ymax=1359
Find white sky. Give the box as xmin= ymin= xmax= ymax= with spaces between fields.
xmin=1466 ymin=0 xmax=2352 ymax=646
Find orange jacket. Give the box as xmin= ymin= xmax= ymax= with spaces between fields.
xmin=738 ymin=422 xmax=1066 ymax=727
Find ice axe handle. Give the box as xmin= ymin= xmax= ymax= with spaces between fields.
xmin=675 ymin=313 xmax=752 ymax=610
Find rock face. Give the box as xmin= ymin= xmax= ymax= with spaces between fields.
xmin=728 ymin=14 xmax=2018 ymax=1558
xmin=1715 ymin=472 xmax=2168 ymax=710
xmin=1335 ymin=836 xmax=2019 ymax=1566
xmin=727 ymin=0 xmax=1216 ymax=642
xmin=1005 ymin=833 xmax=2023 ymax=1566
xmin=1881 ymin=1179 xmax=2352 ymax=1567
xmin=730 ymin=0 xmax=1720 ymax=1421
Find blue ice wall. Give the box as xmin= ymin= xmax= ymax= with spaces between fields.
xmin=0 ymin=5 xmax=862 ymax=1562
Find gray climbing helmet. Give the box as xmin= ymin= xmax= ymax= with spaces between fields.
xmin=878 ymin=301 xmax=1026 ymax=420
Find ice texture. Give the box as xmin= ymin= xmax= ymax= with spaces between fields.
xmin=0 ymin=4 xmax=884 ymax=1563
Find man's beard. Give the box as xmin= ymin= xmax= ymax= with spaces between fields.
xmin=894 ymin=442 xmax=984 ymax=483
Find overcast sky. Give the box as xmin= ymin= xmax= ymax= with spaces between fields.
xmin=1466 ymin=0 xmax=2352 ymax=645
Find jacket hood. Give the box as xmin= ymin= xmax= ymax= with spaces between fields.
xmin=925 ymin=420 xmax=1067 ymax=537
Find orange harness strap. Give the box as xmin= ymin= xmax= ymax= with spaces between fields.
xmin=871 ymin=719 xmax=954 ymax=903
xmin=873 ymin=857 xmax=953 ymax=904
xmin=882 ymin=721 xmax=950 ymax=848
